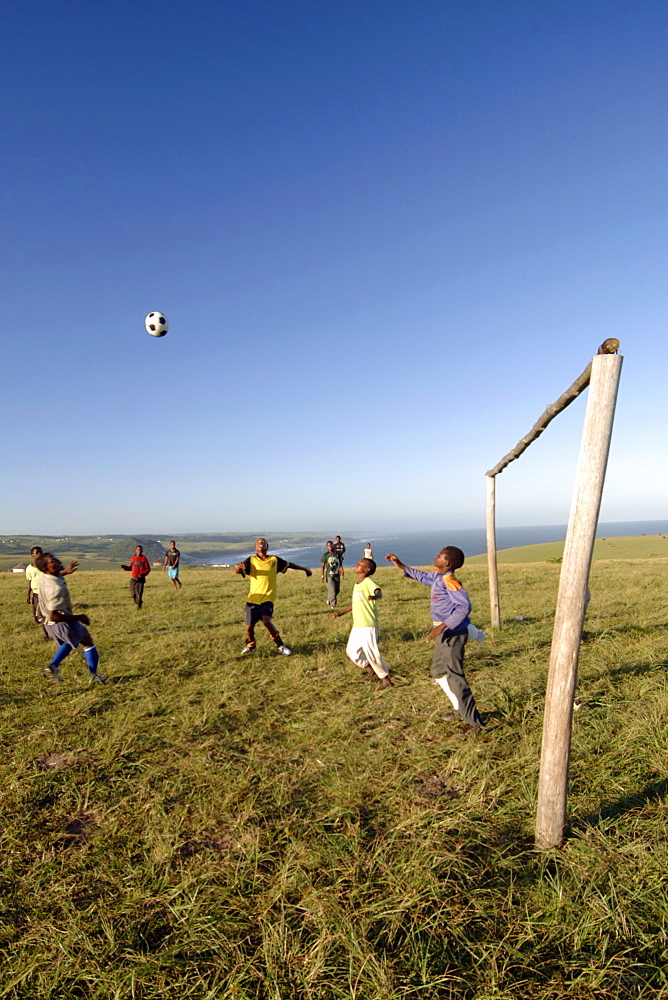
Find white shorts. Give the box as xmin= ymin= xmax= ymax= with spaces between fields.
xmin=345 ymin=626 xmax=388 ymax=679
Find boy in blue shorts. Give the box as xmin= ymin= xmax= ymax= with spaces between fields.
xmin=386 ymin=546 xmax=483 ymax=729
xmin=235 ymin=537 xmax=312 ymax=655
xmin=36 ymin=552 xmax=105 ymax=684
xmin=163 ymin=540 xmax=182 ymax=589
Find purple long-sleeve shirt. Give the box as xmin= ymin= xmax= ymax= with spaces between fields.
xmin=403 ymin=566 xmax=471 ymax=634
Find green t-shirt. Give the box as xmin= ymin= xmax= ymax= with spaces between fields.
xmin=321 ymin=552 xmax=340 ymax=579
xmin=352 ymin=576 xmax=381 ymax=628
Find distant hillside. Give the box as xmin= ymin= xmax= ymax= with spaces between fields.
xmin=467 ymin=533 xmax=668 ymax=565
xmin=0 ymin=532 xmax=325 ymax=571
xmin=104 ymin=537 xmax=165 ymax=562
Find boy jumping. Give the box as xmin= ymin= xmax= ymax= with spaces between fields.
xmin=333 ymin=557 xmax=392 ymax=689
xmin=386 ymin=546 xmax=483 ymax=728
xmin=235 ymin=537 xmax=312 ymax=656
xmin=36 ymin=552 xmax=105 ymax=684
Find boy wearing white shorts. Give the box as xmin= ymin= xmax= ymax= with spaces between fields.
xmin=333 ymin=558 xmax=392 ymax=690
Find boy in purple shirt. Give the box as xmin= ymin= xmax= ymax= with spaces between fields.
xmin=386 ymin=546 xmax=484 ymax=729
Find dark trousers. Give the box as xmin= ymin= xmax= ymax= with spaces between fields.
xmin=325 ymin=575 xmax=340 ymax=607
xmin=131 ymin=577 xmax=145 ymax=607
xmin=431 ymin=632 xmax=483 ymax=727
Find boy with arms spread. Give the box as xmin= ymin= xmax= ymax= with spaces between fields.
xmin=386 ymin=546 xmax=483 ymax=729
xmin=333 ymin=557 xmax=392 ymax=689
xmin=121 ymin=545 xmax=151 ymax=607
xmin=36 ymin=552 xmax=105 ymax=683
xmin=26 ymin=545 xmax=78 ymax=640
xmin=163 ymin=540 xmax=182 ymax=589
xmin=235 ymin=537 xmax=312 ymax=656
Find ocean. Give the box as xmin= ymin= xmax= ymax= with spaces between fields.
xmin=194 ymin=520 xmax=668 ymax=568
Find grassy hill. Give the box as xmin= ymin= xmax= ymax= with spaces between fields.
xmin=467 ymin=532 xmax=668 ymax=564
xmin=2 ymin=561 xmax=668 ymax=997
xmin=0 ymin=533 xmax=327 ymax=572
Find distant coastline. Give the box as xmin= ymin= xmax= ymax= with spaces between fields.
xmin=2 ymin=520 xmax=667 ymax=571
xmin=191 ymin=520 xmax=668 ymax=568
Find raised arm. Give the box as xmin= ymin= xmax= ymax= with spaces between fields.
xmin=385 ymin=553 xmax=405 ymax=570
xmin=287 ymin=562 xmax=313 ymax=577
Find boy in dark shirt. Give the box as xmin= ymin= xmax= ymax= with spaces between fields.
xmin=332 ymin=536 xmax=346 ymax=565
xmin=386 ymin=546 xmax=484 ymax=729
xmin=163 ymin=540 xmax=182 ymax=589
xmin=121 ymin=545 xmax=151 ymax=607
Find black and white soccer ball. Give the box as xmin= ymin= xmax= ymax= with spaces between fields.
xmin=145 ymin=312 xmax=169 ymax=337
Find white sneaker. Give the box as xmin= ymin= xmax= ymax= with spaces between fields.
xmin=89 ymin=673 xmax=107 ymax=684
xmin=277 ymin=645 xmax=292 ymax=656
xmin=240 ymin=644 xmax=256 ymax=655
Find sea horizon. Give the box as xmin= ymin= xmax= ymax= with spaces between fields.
xmin=194 ymin=519 xmax=668 ymax=568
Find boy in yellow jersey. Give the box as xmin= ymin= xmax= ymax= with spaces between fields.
xmin=332 ymin=557 xmax=392 ymax=689
xmin=235 ymin=537 xmax=312 ymax=655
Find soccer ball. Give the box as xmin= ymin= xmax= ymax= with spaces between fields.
xmin=145 ymin=312 xmax=169 ymax=337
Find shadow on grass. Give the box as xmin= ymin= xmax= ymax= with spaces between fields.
xmin=585 ymin=623 xmax=667 ymax=641
xmin=107 ymin=674 xmax=143 ymax=685
xmin=609 ymin=659 xmax=668 ymax=678
xmin=573 ymin=776 xmax=668 ymax=831
xmin=0 ymin=694 xmax=30 ymax=708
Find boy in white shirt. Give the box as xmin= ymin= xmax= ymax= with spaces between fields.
xmin=36 ymin=552 xmax=105 ymax=684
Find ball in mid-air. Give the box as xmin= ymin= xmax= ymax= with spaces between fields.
xmin=145 ymin=312 xmax=169 ymax=337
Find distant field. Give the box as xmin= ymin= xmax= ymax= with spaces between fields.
xmin=2 ymin=561 xmax=668 ymax=996
xmin=467 ymin=532 xmax=668 ymax=564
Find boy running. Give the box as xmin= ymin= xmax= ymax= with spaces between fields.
xmin=386 ymin=546 xmax=483 ymax=729
xmin=163 ymin=540 xmax=182 ymax=589
xmin=121 ymin=545 xmax=151 ymax=607
xmin=36 ymin=552 xmax=105 ymax=684
xmin=235 ymin=537 xmax=312 ymax=655
xmin=333 ymin=557 xmax=392 ymax=689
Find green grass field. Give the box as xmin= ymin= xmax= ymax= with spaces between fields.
xmin=2 ymin=558 xmax=668 ymax=998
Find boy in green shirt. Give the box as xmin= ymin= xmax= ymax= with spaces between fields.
xmin=333 ymin=558 xmax=392 ymax=689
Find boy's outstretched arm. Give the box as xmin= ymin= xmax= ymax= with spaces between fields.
xmin=287 ymin=562 xmax=313 ymax=577
xmin=385 ymin=554 xmax=405 ymax=569
xmin=332 ymin=603 xmax=352 ymax=618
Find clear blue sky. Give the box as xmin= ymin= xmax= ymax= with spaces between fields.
xmin=2 ymin=0 xmax=666 ymax=534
